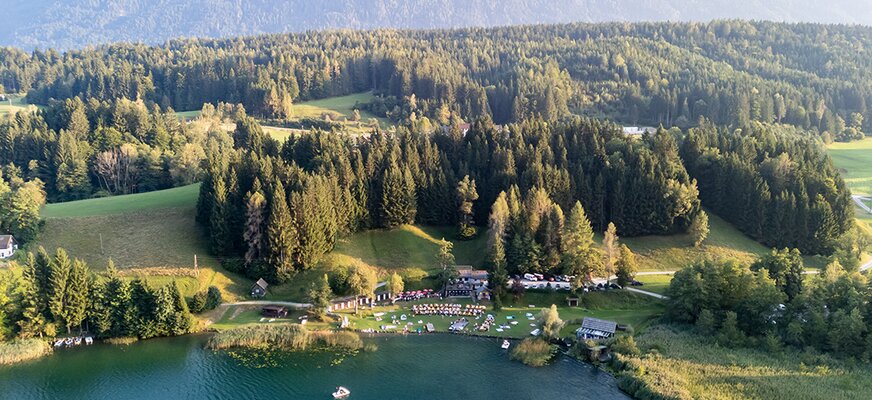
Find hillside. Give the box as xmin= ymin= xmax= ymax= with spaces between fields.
xmin=1 ymin=0 xmax=870 ymax=51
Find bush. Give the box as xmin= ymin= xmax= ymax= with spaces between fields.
xmin=205 ymin=286 xmax=222 ymax=309
xmin=510 ymin=338 xmax=555 ymax=367
xmin=611 ymin=335 xmax=641 ymax=357
xmin=188 ymin=291 xmax=207 ymax=313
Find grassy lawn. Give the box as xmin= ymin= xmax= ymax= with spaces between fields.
xmin=623 ymin=210 xmax=769 ymax=271
xmin=634 ymin=274 xmax=673 ymax=295
xmin=0 ymin=94 xmax=34 ymax=119
xmin=292 ymin=92 xmax=380 ymax=121
xmin=33 ymin=183 xmax=254 ymax=301
xmin=828 ymin=138 xmax=872 ymax=196
xmin=631 ymin=324 xmax=872 ymax=399
xmin=334 ymin=290 xmax=664 ymax=339
xmin=41 ymin=184 xmax=202 ymax=218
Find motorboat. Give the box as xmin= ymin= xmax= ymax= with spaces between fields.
xmin=501 ymin=340 xmax=511 ymax=350
xmin=332 ymin=386 xmax=351 ymax=398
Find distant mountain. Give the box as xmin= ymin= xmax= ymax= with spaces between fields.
xmin=1 ymin=0 xmax=871 ymax=51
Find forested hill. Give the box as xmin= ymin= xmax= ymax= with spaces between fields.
xmin=1 ymin=0 xmax=871 ymax=51
xmin=5 ymin=20 xmax=872 ymax=140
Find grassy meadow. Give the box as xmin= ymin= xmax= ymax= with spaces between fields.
xmin=828 ymin=137 xmax=872 ymax=196
xmin=626 ymin=324 xmax=872 ymax=400
xmin=34 ymin=184 xmax=251 ymax=300
xmin=622 ymin=210 xmax=769 ymax=271
xmin=633 ymin=274 xmax=673 ymax=295
xmin=0 ymin=94 xmax=34 ymax=119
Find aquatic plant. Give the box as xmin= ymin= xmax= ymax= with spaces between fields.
xmin=510 ymin=338 xmax=556 ymax=367
xmin=207 ymin=324 xmax=364 ymax=353
xmin=0 ymin=339 xmax=52 ymax=365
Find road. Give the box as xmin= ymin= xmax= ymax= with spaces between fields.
xmin=225 ymin=300 xmax=312 ymax=309
xmin=852 ymin=195 xmax=872 ymax=214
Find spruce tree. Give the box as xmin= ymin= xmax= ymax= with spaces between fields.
xmin=265 ymin=182 xmax=297 ymax=283
xmin=243 ymin=180 xmax=267 ymax=265
xmin=561 ymin=202 xmax=603 ymax=289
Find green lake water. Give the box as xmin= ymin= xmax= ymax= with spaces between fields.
xmin=0 ymin=334 xmax=629 ymax=399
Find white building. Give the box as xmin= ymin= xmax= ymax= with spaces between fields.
xmin=622 ymin=126 xmax=656 ymax=136
xmin=0 ymin=235 xmax=17 ymax=259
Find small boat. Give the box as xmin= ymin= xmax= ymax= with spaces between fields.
xmin=501 ymin=340 xmax=510 ymax=350
xmin=332 ymin=386 xmax=351 ymax=398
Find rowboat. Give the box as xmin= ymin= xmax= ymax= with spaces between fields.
xmin=332 ymin=386 xmax=351 ymax=398
xmin=501 ymin=340 xmax=511 ymax=350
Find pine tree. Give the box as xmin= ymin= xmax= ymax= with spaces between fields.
xmin=64 ymin=259 xmax=90 ymax=334
xmin=243 ymin=181 xmax=267 ymax=265
xmin=48 ymin=248 xmax=72 ymax=330
xmin=265 ymin=182 xmax=297 ymax=283
xmin=602 ymin=222 xmax=619 ymax=281
xmin=307 ymin=274 xmax=333 ymax=320
xmin=561 ymin=202 xmax=602 ymax=290
xmin=17 ymin=253 xmax=48 ymax=338
xmin=209 ymin=173 xmax=231 ymax=255
xmin=690 ymin=210 xmax=710 ymax=247
xmin=615 ymin=244 xmax=638 ymax=287
xmin=456 ymin=175 xmax=479 ymax=239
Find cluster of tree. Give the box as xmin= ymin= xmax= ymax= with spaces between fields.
xmin=667 ymin=251 xmax=872 ymax=358
xmin=2 ymin=21 xmax=872 ymax=136
xmin=188 ymin=286 xmax=222 ymax=314
xmin=485 ymin=188 xmax=640 ymax=310
xmin=0 ymin=167 xmax=45 ymax=243
xmin=680 ymin=121 xmax=854 ymax=254
xmin=199 ymin=116 xmax=698 ymax=283
xmin=0 ymin=97 xmax=241 ymax=201
xmin=5 ymin=248 xmax=193 ymax=340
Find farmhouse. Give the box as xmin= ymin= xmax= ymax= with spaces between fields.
xmin=250 ymin=278 xmax=268 ymax=298
xmin=576 ymin=317 xmax=617 ymax=340
xmin=445 ymin=266 xmax=489 ymax=299
xmin=0 ymin=235 xmax=17 ymax=259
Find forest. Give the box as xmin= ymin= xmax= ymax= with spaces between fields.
xmin=0 ymin=20 xmax=871 ymax=141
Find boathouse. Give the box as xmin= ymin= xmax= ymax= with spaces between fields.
xmin=250 ymin=278 xmax=268 ymax=298
xmin=576 ymin=317 xmax=617 ymax=340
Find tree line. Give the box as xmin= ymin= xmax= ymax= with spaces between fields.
xmin=0 ymin=97 xmax=244 ymax=201
xmin=681 ymin=120 xmax=854 ymax=254
xmin=1 ymin=247 xmax=193 ymax=341
xmin=198 ymin=116 xmax=700 ymax=283
xmin=667 ymin=250 xmax=872 ymax=358
xmin=1 ymin=21 xmax=871 ymax=139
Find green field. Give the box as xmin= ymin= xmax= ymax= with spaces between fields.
xmin=634 ymin=274 xmax=673 ymax=295
xmin=292 ymin=92 xmax=381 ymax=121
xmin=829 ymin=138 xmax=872 ymax=196
xmin=629 ymin=324 xmax=872 ymax=400
xmin=0 ymin=94 xmax=33 ymax=119
xmin=623 ymin=210 xmax=770 ymax=271
xmin=41 ymin=184 xmax=201 ymax=218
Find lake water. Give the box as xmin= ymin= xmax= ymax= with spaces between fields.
xmin=0 ymin=334 xmax=629 ymax=400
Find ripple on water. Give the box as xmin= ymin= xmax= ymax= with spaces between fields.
xmin=0 ymin=334 xmax=629 ymax=400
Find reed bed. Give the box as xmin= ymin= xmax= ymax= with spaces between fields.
xmin=207 ymin=324 xmax=363 ymax=352
xmin=510 ymin=338 xmax=555 ymax=367
xmin=0 ymin=339 xmax=52 ymax=366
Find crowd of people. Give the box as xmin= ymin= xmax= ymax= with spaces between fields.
xmin=395 ymin=289 xmax=438 ymax=302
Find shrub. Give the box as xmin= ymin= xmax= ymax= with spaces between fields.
xmin=205 ymin=286 xmax=223 ymax=309
xmin=611 ymin=335 xmax=641 ymax=357
xmin=510 ymin=338 xmax=555 ymax=367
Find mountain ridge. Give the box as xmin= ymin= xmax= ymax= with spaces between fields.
xmin=2 ymin=0 xmax=871 ymax=51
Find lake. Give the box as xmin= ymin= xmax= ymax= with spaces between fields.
xmin=0 ymin=334 xmax=630 ymax=399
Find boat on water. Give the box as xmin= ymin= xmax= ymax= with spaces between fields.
xmin=332 ymin=386 xmax=351 ymax=398
xmin=501 ymin=340 xmax=510 ymax=349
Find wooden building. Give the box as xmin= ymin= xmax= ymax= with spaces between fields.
xmin=250 ymin=278 xmax=268 ymax=298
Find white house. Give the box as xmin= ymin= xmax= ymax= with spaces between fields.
xmin=0 ymin=235 xmax=17 ymax=259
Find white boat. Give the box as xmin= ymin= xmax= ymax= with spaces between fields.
xmin=332 ymin=386 xmax=351 ymax=398
xmin=501 ymin=340 xmax=510 ymax=350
